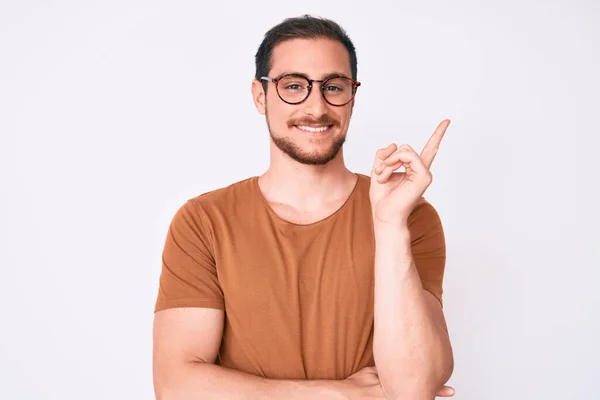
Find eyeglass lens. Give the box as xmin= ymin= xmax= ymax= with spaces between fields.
xmin=276 ymin=75 xmax=355 ymax=105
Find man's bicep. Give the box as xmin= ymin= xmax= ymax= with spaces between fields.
xmin=153 ymin=307 xmax=224 ymax=387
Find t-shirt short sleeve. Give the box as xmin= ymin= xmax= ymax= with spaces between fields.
xmin=408 ymin=199 xmax=447 ymax=306
xmin=154 ymin=199 xmax=224 ymax=312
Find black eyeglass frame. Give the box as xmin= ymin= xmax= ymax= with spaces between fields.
xmin=260 ymin=73 xmax=361 ymax=107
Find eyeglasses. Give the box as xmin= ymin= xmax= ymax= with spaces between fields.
xmin=260 ymin=73 xmax=361 ymax=106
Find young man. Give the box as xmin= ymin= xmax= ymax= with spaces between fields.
xmin=153 ymin=15 xmax=455 ymax=400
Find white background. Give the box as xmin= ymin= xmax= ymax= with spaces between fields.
xmin=1 ymin=0 xmax=598 ymax=399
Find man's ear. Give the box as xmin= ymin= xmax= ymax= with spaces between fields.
xmin=251 ymin=79 xmax=266 ymax=115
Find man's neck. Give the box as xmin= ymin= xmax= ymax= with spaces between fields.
xmin=258 ymin=153 xmax=357 ymax=213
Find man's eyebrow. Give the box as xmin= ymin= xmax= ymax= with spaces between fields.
xmin=275 ymin=71 xmax=351 ymax=80
xmin=274 ymin=71 xmax=307 ymax=78
xmin=321 ymin=72 xmax=350 ymax=80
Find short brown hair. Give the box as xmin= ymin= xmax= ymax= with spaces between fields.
xmin=254 ymin=15 xmax=358 ymax=88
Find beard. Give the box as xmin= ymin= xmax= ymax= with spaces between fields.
xmin=266 ymin=108 xmax=346 ymax=166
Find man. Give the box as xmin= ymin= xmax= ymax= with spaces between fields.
xmin=153 ymin=15 xmax=455 ymax=399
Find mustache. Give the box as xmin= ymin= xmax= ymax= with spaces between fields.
xmin=288 ymin=115 xmax=338 ymax=127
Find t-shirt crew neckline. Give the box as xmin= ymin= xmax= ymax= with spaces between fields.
xmin=251 ymin=173 xmax=363 ymax=228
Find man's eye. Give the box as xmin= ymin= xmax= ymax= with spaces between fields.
xmin=284 ymin=83 xmax=305 ymax=90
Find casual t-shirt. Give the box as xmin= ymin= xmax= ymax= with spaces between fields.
xmin=154 ymin=173 xmax=446 ymax=380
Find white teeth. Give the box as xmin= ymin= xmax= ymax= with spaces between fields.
xmin=297 ymin=125 xmax=330 ymax=133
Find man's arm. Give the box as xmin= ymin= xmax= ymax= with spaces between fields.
xmin=372 ymin=223 xmax=454 ymax=400
xmin=153 ymin=307 xmax=375 ymax=400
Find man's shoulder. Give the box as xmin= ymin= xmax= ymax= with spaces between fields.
xmin=407 ymin=197 xmax=444 ymax=240
xmin=177 ymin=176 xmax=262 ymax=224
xmin=189 ymin=176 xmax=257 ymax=207
xmin=169 ymin=176 xmax=259 ymax=231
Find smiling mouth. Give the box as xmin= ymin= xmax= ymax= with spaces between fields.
xmin=294 ymin=125 xmax=333 ymax=133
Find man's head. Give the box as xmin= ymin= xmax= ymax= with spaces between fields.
xmin=252 ymin=15 xmax=359 ymax=166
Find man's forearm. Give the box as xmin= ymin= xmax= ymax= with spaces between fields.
xmin=372 ymin=223 xmax=453 ymax=400
xmin=156 ymin=362 xmax=345 ymax=400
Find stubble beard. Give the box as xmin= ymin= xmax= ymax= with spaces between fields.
xmin=266 ymin=108 xmax=346 ymax=166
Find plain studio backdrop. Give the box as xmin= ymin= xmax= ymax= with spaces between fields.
xmin=1 ymin=0 xmax=598 ymax=399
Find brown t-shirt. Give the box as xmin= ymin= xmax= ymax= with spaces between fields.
xmin=154 ymin=173 xmax=446 ymax=380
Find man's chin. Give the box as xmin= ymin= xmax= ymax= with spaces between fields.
xmin=284 ymin=145 xmax=344 ymax=166
xmin=270 ymin=128 xmax=345 ymax=165
xmin=289 ymin=154 xmax=336 ymax=166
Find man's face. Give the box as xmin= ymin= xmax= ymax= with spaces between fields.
xmin=253 ymin=38 xmax=355 ymax=165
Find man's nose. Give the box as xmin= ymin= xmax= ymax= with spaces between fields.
xmin=301 ymin=86 xmax=328 ymax=118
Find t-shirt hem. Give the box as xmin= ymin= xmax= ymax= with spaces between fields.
xmin=422 ymin=287 xmax=444 ymax=307
xmin=154 ymin=299 xmax=225 ymax=313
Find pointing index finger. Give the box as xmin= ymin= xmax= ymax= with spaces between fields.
xmin=420 ymin=119 xmax=450 ymax=169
